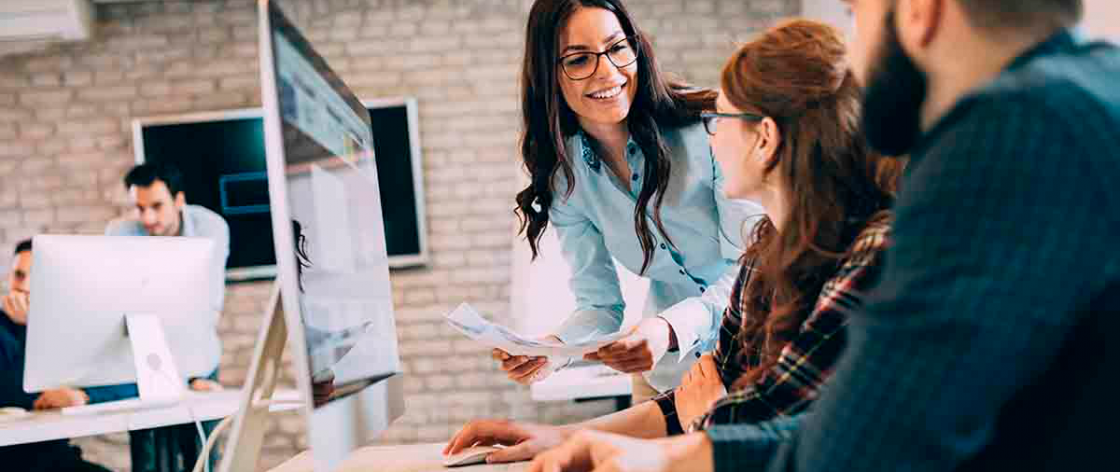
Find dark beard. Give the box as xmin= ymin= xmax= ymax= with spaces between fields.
xmin=861 ymin=9 xmax=929 ymax=157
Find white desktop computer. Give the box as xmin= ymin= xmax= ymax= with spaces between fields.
xmin=24 ymin=235 xmax=219 ymax=405
xmin=219 ymin=1 xmax=405 ymax=471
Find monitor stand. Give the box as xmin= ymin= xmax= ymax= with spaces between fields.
xmin=125 ymin=313 xmax=187 ymax=405
xmin=218 ymin=282 xmax=289 ymax=472
xmin=62 ymin=313 xmax=189 ymax=416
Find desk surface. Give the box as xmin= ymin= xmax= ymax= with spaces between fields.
xmin=0 ymin=389 xmax=299 ymax=447
xmin=269 ymin=443 xmax=528 ymax=472
xmin=530 ymin=364 xmax=631 ymax=402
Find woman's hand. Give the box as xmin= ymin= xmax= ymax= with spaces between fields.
xmin=494 ymin=335 xmax=566 ymax=385
xmin=674 ymin=354 xmax=726 ymax=429
xmin=311 ymin=369 xmax=336 ymax=407
xmin=445 ymin=419 xmax=573 ymax=463
xmin=585 ymin=318 xmax=674 ymax=374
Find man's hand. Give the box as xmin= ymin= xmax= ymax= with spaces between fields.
xmin=585 ymin=318 xmax=674 ymax=374
xmin=674 ymin=354 xmax=726 ymax=429
xmin=189 ymin=378 xmax=224 ymax=392
xmin=527 ymin=430 xmax=714 ymax=472
xmin=33 ymin=388 xmax=89 ymax=410
xmin=1 ymin=292 xmax=29 ymax=325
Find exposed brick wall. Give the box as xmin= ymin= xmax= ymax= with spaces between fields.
xmin=0 ymin=0 xmax=797 ymax=470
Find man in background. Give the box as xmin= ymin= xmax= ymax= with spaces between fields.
xmin=106 ymin=163 xmax=230 ymax=472
xmin=1 ymin=239 xmax=135 ymax=471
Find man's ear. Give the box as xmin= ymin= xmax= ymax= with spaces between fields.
xmin=898 ymin=0 xmax=945 ymax=49
xmin=174 ymin=192 xmax=186 ymax=209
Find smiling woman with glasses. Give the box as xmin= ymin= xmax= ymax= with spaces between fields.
xmin=485 ymin=0 xmax=764 ymax=409
xmin=448 ymin=19 xmax=903 ymax=467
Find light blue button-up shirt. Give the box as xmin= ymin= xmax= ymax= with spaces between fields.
xmin=550 ymin=123 xmax=764 ymax=391
xmin=105 ymin=204 xmax=230 ymax=375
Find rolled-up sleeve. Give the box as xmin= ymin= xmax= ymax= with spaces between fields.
xmin=660 ymin=161 xmax=763 ymax=358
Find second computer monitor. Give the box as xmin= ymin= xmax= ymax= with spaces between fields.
xmin=258 ymin=0 xmax=404 ymax=470
xmin=23 ymin=235 xmax=218 ymax=393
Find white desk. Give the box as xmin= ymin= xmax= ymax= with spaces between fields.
xmin=269 ymin=443 xmax=527 ymax=472
xmin=530 ymin=364 xmax=632 ymax=409
xmin=0 ymin=389 xmax=300 ymax=447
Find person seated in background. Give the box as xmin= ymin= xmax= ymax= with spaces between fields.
xmin=529 ymin=0 xmax=1120 ymax=471
xmin=0 ymin=239 xmax=136 ymax=472
xmin=105 ymin=163 xmax=230 ymax=472
xmin=445 ymin=19 xmax=900 ymax=465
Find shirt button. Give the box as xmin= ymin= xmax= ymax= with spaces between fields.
xmin=632 ymin=173 xmax=639 ymax=181
xmin=660 ymin=243 xmax=667 ymax=250
xmin=627 ymin=143 xmax=637 ymax=156
xmin=699 ymin=287 xmax=706 ymax=294
xmin=679 ymin=269 xmax=685 ymax=275
xmin=695 ymin=351 xmax=702 ymax=359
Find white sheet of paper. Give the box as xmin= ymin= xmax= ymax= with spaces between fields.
xmin=445 ymin=303 xmax=628 ymax=357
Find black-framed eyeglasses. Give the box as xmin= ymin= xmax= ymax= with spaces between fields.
xmin=558 ymin=36 xmax=640 ymax=80
xmin=700 ymin=112 xmax=766 ymax=136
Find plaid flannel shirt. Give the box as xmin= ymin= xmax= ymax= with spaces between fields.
xmin=654 ymin=215 xmax=891 ymax=435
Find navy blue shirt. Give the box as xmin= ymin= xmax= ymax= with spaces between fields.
xmin=1 ymin=308 xmax=137 ymax=464
xmin=709 ymin=30 xmax=1120 ymax=472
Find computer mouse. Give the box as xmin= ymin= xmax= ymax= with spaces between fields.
xmin=0 ymin=406 xmax=29 ymax=422
xmin=443 ymin=445 xmax=502 ymax=467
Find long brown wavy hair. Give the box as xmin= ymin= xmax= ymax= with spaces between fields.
xmin=725 ymin=19 xmax=902 ymax=390
xmin=514 ymin=0 xmax=715 ymax=274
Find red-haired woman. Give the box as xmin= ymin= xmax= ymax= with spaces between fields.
xmin=449 ymin=18 xmax=901 ymax=465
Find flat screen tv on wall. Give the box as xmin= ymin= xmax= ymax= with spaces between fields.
xmin=131 ymin=98 xmax=427 ymax=281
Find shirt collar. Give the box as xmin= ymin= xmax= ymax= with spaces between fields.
xmin=909 ymin=28 xmax=1080 ymax=161
xmin=178 ymin=206 xmax=194 ymax=237
xmin=577 ymin=130 xmax=601 ymax=173
xmin=576 ymin=129 xmax=642 ymax=174
xmin=1006 ymin=28 xmax=1080 ymax=72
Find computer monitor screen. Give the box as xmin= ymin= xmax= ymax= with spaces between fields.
xmin=130 ymin=97 xmax=428 ymax=282
xmin=23 ymin=235 xmax=217 ymax=392
xmin=258 ymin=2 xmax=403 ymax=468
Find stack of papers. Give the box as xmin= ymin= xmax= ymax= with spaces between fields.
xmin=445 ymin=303 xmax=626 ymax=357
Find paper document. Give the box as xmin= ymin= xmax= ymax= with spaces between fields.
xmin=445 ymin=303 xmax=627 ymax=357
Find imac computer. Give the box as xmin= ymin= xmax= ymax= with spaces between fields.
xmin=24 ymin=235 xmax=219 ymax=405
xmin=220 ymin=1 xmax=405 ymax=471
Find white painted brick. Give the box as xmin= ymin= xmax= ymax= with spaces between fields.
xmin=0 ymin=109 xmax=32 ymax=124
xmin=192 ymin=91 xmax=248 ymax=109
xmin=20 ymin=90 xmax=73 ymax=107
xmin=30 ymin=73 xmax=61 ymax=87
xmin=24 ymin=56 xmax=72 ymax=73
xmin=0 ymin=142 xmax=35 ymax=159
xmin=219 ymin=75 xmax=258 ymax=91
xmin=22 ymin=209 xmax=54 ymax=225
xmin=78 ymin=86 xmax=138 ymax=102
xmin=167 ymin=78 xmax=215 ymax=95
xmin=138 ymin=81 xmax=170 ymax=97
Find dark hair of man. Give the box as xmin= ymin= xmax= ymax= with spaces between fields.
xmin=123 ymin=162 xmax=185 ymax=197
xmin=515 ymin=0 xmax=716 ymax=274
xmin=955 ymin=0 xmax=1083 ymax=33
xmin=13 ymin=239 xmax=31 ymax=256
